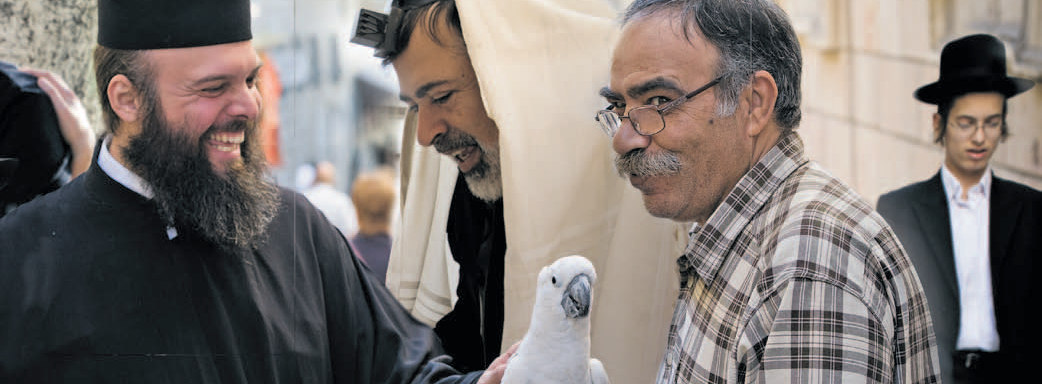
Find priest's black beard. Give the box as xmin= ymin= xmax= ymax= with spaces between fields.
xmin=123 ymin=100 xmax=280 ymax=254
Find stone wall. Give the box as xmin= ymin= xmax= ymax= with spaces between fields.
xmin=781 ymin=0 xmax=1042 ymax=204
xmin=0 ymin=0 xmax=100 ymax=131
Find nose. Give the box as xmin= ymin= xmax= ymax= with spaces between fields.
xmin=970 ymin=124 xmax=986 ymax=144
xmin=612 ymin=117 xmax=652 ymax=155
xmin=227 ymin=84 xmax=260 ymax=121
xmin=415 ymin=107 xmax=447 ymax=147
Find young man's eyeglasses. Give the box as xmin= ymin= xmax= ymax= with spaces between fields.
xmin=595 ymin=76 xmax=722 ymax=137
xmin=951 ymin=115 xmax=1003 ymax=137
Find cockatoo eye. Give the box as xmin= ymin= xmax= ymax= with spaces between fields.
xmin=551 ymin=276 xmax=558 ymax=285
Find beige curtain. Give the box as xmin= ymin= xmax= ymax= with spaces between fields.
xmin=387 ymin=1 xmax=687 ymax=381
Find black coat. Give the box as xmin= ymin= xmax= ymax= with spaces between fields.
xmin=0 ymin=159 xmax=480 ymax=384
xmin=877 ymin=172 xmax=1042 ymax=383
xmin=435 ymin=175 xmax=505 ymax=373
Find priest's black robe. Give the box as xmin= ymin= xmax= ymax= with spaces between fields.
xmin=0 ymin=160 xmax=482 ymax=384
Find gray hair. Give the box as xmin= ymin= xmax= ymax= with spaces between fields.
xmin=623 ymin=0 xmax=802 ymax=132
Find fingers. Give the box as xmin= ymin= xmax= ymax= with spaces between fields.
xmin=476 ymin=363 xmax=507 ymax=384
xmin=22 ymin=68 xmax=78 ymax=107
xmin=475 ymin=341 xmax=521 ymax=384
xmin=504 ymin=341 xmax=521 ymax=355
xmin=14 ymin=66 xmax=95 ymax=178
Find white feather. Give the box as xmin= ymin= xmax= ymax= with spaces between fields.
xmin=502 ymin=255 xmax=610 ymax=384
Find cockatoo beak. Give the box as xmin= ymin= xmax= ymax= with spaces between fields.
xmin=562 ymin=273 xmax=592 ymax=319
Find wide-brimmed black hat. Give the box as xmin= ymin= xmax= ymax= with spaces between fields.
xmin=915 ymin=34 xmax=1034 ymax=104
xmin=98 ymin=0 xmax=252 ymax=50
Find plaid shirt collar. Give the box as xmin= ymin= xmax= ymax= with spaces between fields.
xmin=679 ymin=132 xmax=808 ymax=282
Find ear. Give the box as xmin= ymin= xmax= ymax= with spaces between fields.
xmin=932 ymin=113 xmax=943 ymax=144
xmin=107 ymin=74 xmax=142 ymax=123
xmin=743 ymin=70 xmax=778 ymax=137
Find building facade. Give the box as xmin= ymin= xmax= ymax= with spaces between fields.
xmin=781 ymin=0 xmax=1042 ymax=203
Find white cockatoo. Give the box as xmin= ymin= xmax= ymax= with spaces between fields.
xmin=501 ymin=255 xmax=610 ymax=384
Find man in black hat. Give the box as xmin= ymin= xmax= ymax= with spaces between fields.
xmin=877 ymin=33 xmax=1042 ymax=384
xmin=0 ymin=0 xmax=510 ymax=382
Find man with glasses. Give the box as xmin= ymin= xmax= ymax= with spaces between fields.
xmin=877 ymin=34 xmax=1041 ymax=384
xmin=352 ymin=0 xmax=683 ymax=380
xmin=600 ymin=0 xmax=940 ymax=382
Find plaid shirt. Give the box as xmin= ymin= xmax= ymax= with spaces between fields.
xmin=656 ymin=133 xmax=939 ymax=384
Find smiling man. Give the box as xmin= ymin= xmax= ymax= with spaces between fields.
xmin=0 ymin=0 xmax=510 ymax=382
xmin=601 ymin=0 xmax=939 ymax=382
xmin=356 ymin=1 xmax=507 ymax=372
xmin=877 ymin=34 xmax=1041 ymax=384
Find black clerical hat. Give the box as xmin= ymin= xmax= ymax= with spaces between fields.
xmin=915 ymin=34 xmax=1034 ymax=104
xmin=98 ymin=0 xmax=252 ymax=50
xmin=0 ymin=61 xmax=69 ymax=207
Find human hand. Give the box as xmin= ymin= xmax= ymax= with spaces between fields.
xmin=22 ymin=68 xmax=95 ymax=178
xmin=476 ymin=341 xmax=520 ymax=384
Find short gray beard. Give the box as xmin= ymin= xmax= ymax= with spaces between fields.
xmin=614 ymin=149 xmax=682 ymax=178
xmin=433 ymin=129 xmax=503 ymax=203
xmin=463 ymin=143 xmax=502 ymax=202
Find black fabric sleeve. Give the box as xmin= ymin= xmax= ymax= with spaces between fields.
xmin=298 ymin=192 xmax=481 ymax=384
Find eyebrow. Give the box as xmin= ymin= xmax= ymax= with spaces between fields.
xmin=399 ymin=80 xmax=450 ymax=103
xmin=955 ymin=113 xmax=1003 ymax=120
xmin=599 ymin=87 xmax=621 ymax=100
xmin=190 ymin=63 xmax=263 ymax=87
xmin=626 ymin=77 xmax=685 ymax=99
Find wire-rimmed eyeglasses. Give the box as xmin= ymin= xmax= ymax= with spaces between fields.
xmin=595 ymin=76 xmax=723 ymax=137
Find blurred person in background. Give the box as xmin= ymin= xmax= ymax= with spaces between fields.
xmin=877 ymin=33 xmax=1041 ymax=384
xmin=1 ymin=62 xmax=95 ymax=216
xmin=304 ymin=160 xmax=359 ymax=237
xmin=350 ymin=167 xmax=397 ymax=283
xmin=294 ymin=160 xmax=317 ymax=191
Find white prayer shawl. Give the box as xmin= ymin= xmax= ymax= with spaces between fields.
xmin=386 ymin=1 xmax=687 ymax=381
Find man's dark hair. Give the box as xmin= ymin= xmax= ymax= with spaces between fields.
xmin=383 ymin=0 xmax=463 ymax=64
xmin=623 ymin=0 xmax=803 ymax=132
xmin=935 ymin=94 xmax=1009 ymax=143
xmin=93 ymin=45 xmax=155 ymax=136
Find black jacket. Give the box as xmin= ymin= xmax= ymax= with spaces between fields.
xmin=877 ymin=171 xmax=1042 ymax=383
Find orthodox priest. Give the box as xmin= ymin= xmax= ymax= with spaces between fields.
xmin=0 ymin=0 xmax=508 ymax=383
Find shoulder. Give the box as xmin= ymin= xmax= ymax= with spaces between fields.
xmin=993 ymin=176 xmax=1042 ymax=201
xmin=276 ymin=186 xmax=329 ymax=223
xmin=272 ymin=186 xmax=351 ymax=246
xmin=759 ymin=163 xmax=912 ymax=313
xmin=772 ymin=162 xmax=884 ymax=241
xmin=0 ymin=176 xmax=88 ymax=234
xmin=878 ymin=177 xmax=936 ymax=206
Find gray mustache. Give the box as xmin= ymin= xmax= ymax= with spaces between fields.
xmin=614 ymin=149 xmax=681 ymax=177
xmin=433 ymin=130 xmax=479 ymax=154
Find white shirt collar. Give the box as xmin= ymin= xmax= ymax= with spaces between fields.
xmin=97 ymin=136 xmax=178 ymax=239
xmin=940 ymin=164 xmax=991 ymax=203
xmin=98 ymin=135 xmax=154 ymax=199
